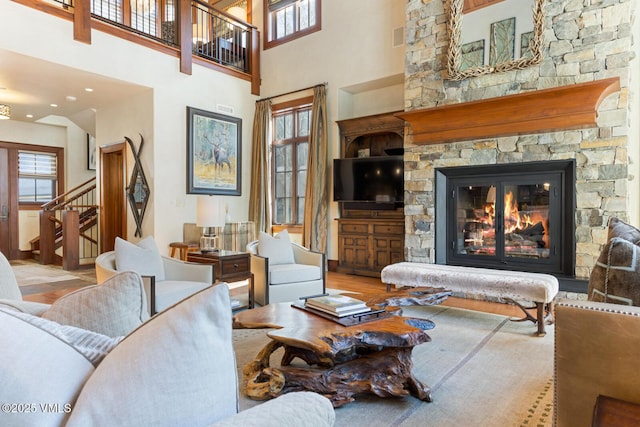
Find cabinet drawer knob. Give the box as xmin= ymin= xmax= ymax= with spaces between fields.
xmin=233 ymin=263 xmax=239 ymax=268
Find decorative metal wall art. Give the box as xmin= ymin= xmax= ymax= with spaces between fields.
xmin=126 ymin=134 xmax=149 ymax=237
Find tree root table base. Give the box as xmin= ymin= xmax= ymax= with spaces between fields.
xmin=234 ymin=287 xmax=451 ymax=408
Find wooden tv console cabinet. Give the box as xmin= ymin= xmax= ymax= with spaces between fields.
xmin=336 ymin=111 xmax=405 ymax=277
xmin=337 ymin=217 xmax=404 ymax=277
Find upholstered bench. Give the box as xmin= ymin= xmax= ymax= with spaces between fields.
xmin=381 ymin=262 xmax=559 ymax=336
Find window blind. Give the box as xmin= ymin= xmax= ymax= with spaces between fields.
xmin=268 ymin=0 xmax=297 ymax=11
xmin=18 ymin=151 xmax=57 ymax=177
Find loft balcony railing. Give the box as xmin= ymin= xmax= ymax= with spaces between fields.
xmin=192 ymin=0 xmax=251 ymax=73
xmin=15 ymin=0 xmax=260 ymax=94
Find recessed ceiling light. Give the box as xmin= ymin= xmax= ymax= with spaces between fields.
xmin=50 ymin=103 xmax=58 ymax=107
xmin=66 ymin=95 xmax=77 ymax=102
xmin=85 ymin=88 xmax=94 ymax=92
xmin=26 ymin=114 xmax=33 ymax=118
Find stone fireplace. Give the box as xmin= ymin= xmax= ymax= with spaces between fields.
xmin=401 ymin=0 xmax=636 ymax=294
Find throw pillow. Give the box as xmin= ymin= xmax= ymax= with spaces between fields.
xmin=115 ymin=236 xmax=165 ymax=281
xmin=258 ymin=229 xmax=295 ymax=265
xmin=66 ymin=283 xmax=238 ymax=427
xmin=42 ymin=271 xmax=149 ymax=337
xmin=607 ymin=217 xmax=640 ymax=244
xmin=588 ymin=236 xmax=640 ymax=305
xmin=0 ymin=308 xmax=121 ymax=427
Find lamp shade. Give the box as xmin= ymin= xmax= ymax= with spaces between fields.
xmin=196 ymin=196 xmax=223 ymax=228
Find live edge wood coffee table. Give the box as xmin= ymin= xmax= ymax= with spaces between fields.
xmin=232 ymin=287 xmax=451 ymax=407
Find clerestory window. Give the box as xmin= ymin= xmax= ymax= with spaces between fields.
xmin=264 ymin=0 xmax=321 ymax=49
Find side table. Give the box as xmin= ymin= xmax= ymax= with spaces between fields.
xmin=187 ymin=250 xmax=254 ymax=310
xmin=592 ymin=395 xmax=640 ymax=427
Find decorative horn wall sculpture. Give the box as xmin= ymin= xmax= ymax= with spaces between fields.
xmin=126 ymin=134 xmax=150 ymax=237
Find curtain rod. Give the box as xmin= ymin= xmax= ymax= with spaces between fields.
xmin=257 ymin=82 xmax=327 ymax=102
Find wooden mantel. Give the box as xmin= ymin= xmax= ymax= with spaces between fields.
xmin=396 ymin=77 xmax=620 ymax=145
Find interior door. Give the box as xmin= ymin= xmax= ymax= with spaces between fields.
xmin=99 ymin=142 xmax=127 ymax=253
xmin=0 ymin=147 xmax=18 ymax=259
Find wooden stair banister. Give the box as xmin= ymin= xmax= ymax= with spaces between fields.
xmin=37 ymin=178 xmax=98 ymax=269
xmin=42 ymin=177 xmax=96 ymax=210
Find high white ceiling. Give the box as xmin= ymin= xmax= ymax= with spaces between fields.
xmin=0 ymin=48 xmax=148 ymax=133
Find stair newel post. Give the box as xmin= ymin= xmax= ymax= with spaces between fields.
xmin=39 ymin=210 xmax=56 ymax=265
xmin=62 ymin=209 xmax=80 ymax=271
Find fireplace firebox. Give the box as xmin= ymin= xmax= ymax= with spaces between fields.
xmin=435 ymin=160 xmax=576 ymax=280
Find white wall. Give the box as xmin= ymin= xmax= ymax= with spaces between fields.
xmin=38 ymin=116 xmax=97 ymax=187
xmin=0 ymin=1 xmax=257 ymax=254
xmin=256 ymin=0 xmax=407 ymax=260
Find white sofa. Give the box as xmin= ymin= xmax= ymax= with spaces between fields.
xmin=0 ymin=279 xmax=335 ymax=427
xmin=96 ymin=238 xmax=213 ymax=314
xmin=0 ymin=251 xmax=51 ymax=316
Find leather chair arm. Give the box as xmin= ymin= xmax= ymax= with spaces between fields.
xmin=555 ymin=299 xmax=640 ymax=426
xmin=249 ymin=253 xmax=268 ymax=305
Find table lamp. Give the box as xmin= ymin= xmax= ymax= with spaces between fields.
xmin=196 ymin=196 xmax=223 ymax=252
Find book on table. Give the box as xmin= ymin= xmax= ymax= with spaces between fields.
xmin=305 ymin=303 xmax=372 ymax=317
xmin=306 ymin=295 xmax=369 ymax=315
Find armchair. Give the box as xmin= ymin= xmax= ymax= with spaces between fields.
xmin=246 ymin=231 xmax=325 ymax=306
xmin=96 ymin=238 xmax=213 ymax=315
xmin=554 ymin=300 xmax=640 ymax=426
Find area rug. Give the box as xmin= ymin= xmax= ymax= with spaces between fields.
xmin=12 ymin=264 xmax=80 ymax=285
xmin=232 ymin=305 xmax=554 ymax=427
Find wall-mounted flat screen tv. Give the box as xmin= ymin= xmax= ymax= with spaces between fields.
xmin=333 ymin=156 xmax=404 ymax=204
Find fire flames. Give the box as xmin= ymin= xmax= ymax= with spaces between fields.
xmin=504 ymin=191 xmax=534 ymax=234
xmin=467 ymin=191 xmax=549 ymax=255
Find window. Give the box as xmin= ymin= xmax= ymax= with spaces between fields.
xmin=264 ymin=0 xmax=321 ymax=49
xmin=18 ymin=151 xmax=58 ymax=204
xmin=271 ymin=99 xmax=312 ymax=225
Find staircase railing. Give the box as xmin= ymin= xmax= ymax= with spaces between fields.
xmin=37 ymin=178 xmax=98 ymax=270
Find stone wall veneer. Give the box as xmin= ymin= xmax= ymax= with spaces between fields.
xmin=403 ymin=0 xmax=636 ymax=281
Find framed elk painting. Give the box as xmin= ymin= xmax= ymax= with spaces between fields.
xmin=187 ymin=107 xmax=241 ymax=196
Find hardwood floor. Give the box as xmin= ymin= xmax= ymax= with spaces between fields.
xmin=18 ymin=261 xmax=521 ymax=318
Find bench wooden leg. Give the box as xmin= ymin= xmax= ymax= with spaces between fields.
xmin=535 ymin=302 xmax=545 ymax=336
xmin=507 ymin=299 xmax=554 ymax=337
